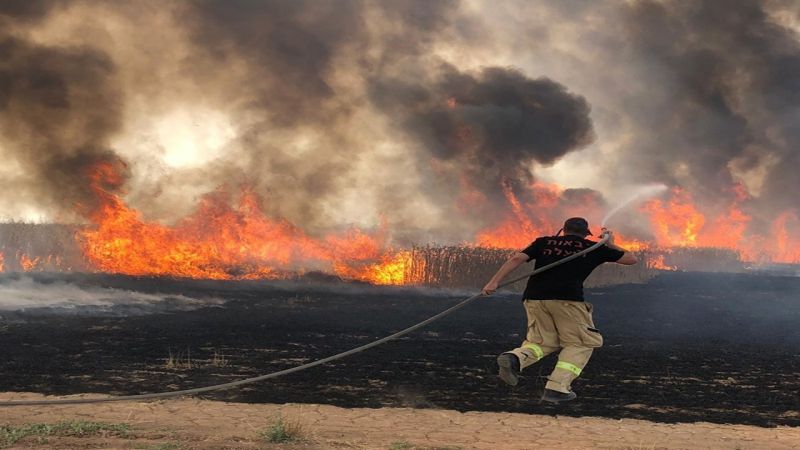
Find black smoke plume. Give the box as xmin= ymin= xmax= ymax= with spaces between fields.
xmin=369 ymin=64 xmax=594 ymax=225
xmin=0 ymin=1 xmax=126 ymax=218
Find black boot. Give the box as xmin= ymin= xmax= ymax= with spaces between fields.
xmin=541 ymin=388 xmax=577 ymax=404
xmin=496 ymin=353 xmax=520 ymax=386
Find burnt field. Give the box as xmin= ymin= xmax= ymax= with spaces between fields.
xmin=0 ymin=271 xmax=798 ymax=427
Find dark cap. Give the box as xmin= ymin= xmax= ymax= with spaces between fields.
xmin=563 ymin=217 xmax=593 ymax=236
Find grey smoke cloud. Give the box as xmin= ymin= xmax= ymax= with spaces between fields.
xmin=612 ymin=0 xmax=800 ymax=220
xmin=186 ymin=0 xmax=363 ymax=125
xmin=0 ymin=0 xmax=797 ymax=244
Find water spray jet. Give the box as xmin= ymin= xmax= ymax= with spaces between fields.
xmin=601 ymin=183 xmax=669 ymax=227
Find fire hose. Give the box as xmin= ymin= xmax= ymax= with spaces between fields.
xmin=0 ymin=232 xmax=611 ymax=406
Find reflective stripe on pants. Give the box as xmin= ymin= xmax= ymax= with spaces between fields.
xmin=506 ymin=299 xmax=602 ymax=393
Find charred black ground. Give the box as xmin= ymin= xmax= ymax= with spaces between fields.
xmin=0 ymin=271 xmax=798 ymax=427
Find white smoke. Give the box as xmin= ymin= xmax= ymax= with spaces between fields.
xmin=0 ymin=275 xmax=223 ymax=315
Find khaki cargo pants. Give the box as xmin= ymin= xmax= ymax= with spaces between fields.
xmin=507 ymin=300 xmax=603 ymax=393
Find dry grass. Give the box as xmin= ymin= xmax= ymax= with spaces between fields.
xmin=0 ymin=420 xmax=130 ymax=448
xmin=400 ymin=244 xmax=755 ymax=291
xmin=258 ymin=415 xmax=307 ymax=443
xmin=662 ymin=247 xmax=744 ymax=272
xmin=164 ymin=348 xmax=194 ymax=370
xmin=164 ymin=347 xmax=234 ymax=369
xmin=585 ymin=251 xmax=659 ymax=287
xmin=209 ymin=348 xmax=229 ymax=368
xmin=403 ymin=245 xmax=525 ymax=290
xmin=0 ymin=222 xmax=86 ymax=272
xmin=403 ymin=245 xmax=661 ymax=291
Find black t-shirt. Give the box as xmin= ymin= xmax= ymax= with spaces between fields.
xmin=520 ymin=235 xmax=624 ymax=301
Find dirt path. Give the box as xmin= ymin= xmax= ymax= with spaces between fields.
xmin=1 ymin=393 xmax=798 ymax=449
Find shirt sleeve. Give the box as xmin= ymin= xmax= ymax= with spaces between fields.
xmin=596 ymin=244 xmax=625 ymax=262
xmin=520 ymin=238 xmax=543 ymax=262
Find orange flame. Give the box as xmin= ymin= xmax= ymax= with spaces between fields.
xmin=8 ymin=159 xmax=799 ymax=282
xmin=62 ymin=161 xmax=800 ymax=282
xmin=78 ymin=163 xmax=404 ymax=283
xmin=19 ymin=253 xmax=41 ymax=271
xmin=476 ymin=181 xmax=564 ymax=249
xmin=613 ymin=235 xmax=648 ymax=252
xmin=0 ymin=252 xmax=66 ymax=272
xmin=647 ymin=254 xmax=677 ymax=271
xmin=642 ymin=187 xmax=705 ymax=247
xmin=335 ymin=250 xmax=411 ymax=285
xmin=769 ymin=210 xmax=800 ymax=263
xmin=474 ymin=181 xmax=799 ymax=266
xmin=17 ymin=254 xmax=67 ymax=272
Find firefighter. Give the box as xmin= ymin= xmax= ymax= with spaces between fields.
xmin=481 ymin=217 xmax=638 ymax=404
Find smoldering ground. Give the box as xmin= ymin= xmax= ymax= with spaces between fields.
xmin=0 ymin=271 xmax=470 ymax=317
xmin=0 ymin=274 xmax=223 ymax=316
xmin=1 ymin=271 xmax=798 ymax=426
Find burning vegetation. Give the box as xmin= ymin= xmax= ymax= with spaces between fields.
xmin=0 ymin=1 xmax=799 ymax=287
xmin=1 ymin=163 xmax=798 ymax=288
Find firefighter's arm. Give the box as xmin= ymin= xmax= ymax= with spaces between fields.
xmin=481 ymin=252 xmax=529 ymax=295
xmin=614 ymin=250 xmax=638 ymax=265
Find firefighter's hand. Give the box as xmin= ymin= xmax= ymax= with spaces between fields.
xmin=481 ymin=281 xmax=498 ymax=296
xmin=601 ymin=227 xmax=614 ymax=244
